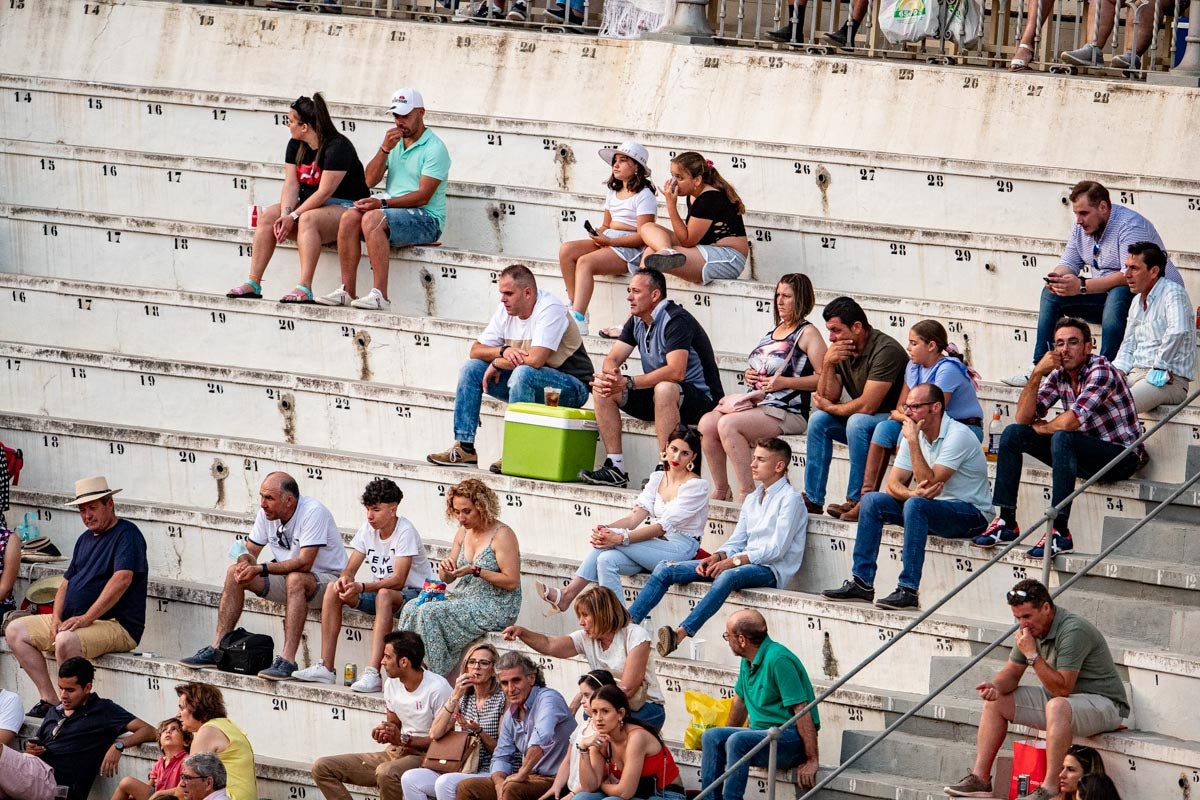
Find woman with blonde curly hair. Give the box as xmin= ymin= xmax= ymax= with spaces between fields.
xmin=398 ymin=479 xmax=521 ymax=678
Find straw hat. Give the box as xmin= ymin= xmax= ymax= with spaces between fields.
xmin=24 ymin=575 xmax=64 ymax=605
xmin=66 ymin=476 xmax=122 ymax=506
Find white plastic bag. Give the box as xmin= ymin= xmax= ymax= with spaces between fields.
xmin=878 ymin=0 xmax=941 ymax=43
xmin=944 ymin=0 xmax=983 ymax=48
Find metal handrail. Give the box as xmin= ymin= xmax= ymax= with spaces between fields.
xmin=695 ymin=383 xmax=1200 ymax=800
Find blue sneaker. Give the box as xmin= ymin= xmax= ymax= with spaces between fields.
xmin=971 ymin=517 xmax=1019 ymax=549
xmin=179 ymin=645 xmax=220 ymax=669
xmin=258 ymin=655 xmax=298 ymax=681
xmin=1027 ymin=530 xmax=1073 ymax=559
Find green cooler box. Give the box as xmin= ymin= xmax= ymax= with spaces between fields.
xmin=501 ymin=402 xmax=598 ymax=482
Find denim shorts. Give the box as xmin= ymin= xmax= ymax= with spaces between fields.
xmin=323 ymin=198 xmax=359 ymax=209
xmin=356 ymin=587 xmax=420 ymax=616
xmin=381 ymin=207 xmax=442 ymax=247
xmin=698 ymin=245 xmax=747 ymax=283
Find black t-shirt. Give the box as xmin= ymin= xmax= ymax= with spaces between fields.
xmin=284 ymin=135 xmax=371 ymax=204
xmin=38 ymin=693 xmax=137 ymax=800
xmin=63 ymin=519 xmax=148 ymax=642
xmin=686 ymin=189 xmax=746 ymax=244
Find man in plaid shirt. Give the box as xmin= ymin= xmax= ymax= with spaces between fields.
xmin=973 ymin=317 xmax=1144 ymax=559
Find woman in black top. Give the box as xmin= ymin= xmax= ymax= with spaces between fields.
xmin=226 ymin=93 xmax=370 ymax=304
xmin=639 ymin=151 xmax=749 ymax=284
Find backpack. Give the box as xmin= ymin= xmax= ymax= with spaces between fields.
xmin=215 ymin=628 xmax=274 ymax=675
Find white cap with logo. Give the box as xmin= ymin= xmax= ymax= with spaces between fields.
xmin=389 ymin=88 xmax=425 ymax=116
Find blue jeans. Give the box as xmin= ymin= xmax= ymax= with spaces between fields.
xmin=1032 ymin=284 xmax=1132 ymax=363
xmin=804 ymin=410 xmax=891 ymax=505
xmin=576 ymin=533 xmax=700 ymax=602
xmin=354 ymin=587 xmax=420 ymax=615
xmin=701 ymin=726 xmax=807 ymax=800
xmin=851 ymin=492 xmax=988 ymax=591
xmin=382 ymin=207 xmax=442 ymax=247
xmin=992 ymin=424 xmax=1139 ymax=526
xmin=453 ymin=359 xmax=589 ymax=443
xmin=631 ymin=700 xmax=666 ymax=730
xmin=871 ymin=419 xmax=984 ymax=447
xmin=628 ymin=561 xmax=775 ymax=637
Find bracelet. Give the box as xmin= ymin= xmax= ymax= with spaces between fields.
xmin=499 ymin=344 xmax=511 ymax=358
xmin=472 ymin=565 xmax=482 ymax=578
xmin=380 ymin=146 xmax=391 ymax=155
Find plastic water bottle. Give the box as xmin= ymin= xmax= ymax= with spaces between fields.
xmin=986 ymin=405 xmax=1003 ymax=462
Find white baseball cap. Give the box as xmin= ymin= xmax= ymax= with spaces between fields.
xmin=389 ymin=88 xmax=425 ymax=116
xmin=598 ymin=141 xmax=652 ymax=176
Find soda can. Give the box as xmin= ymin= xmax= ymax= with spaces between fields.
xmin=1017 ymin=774 xmax=1030 ymax=795
xmin=344 ymin=663 xmax=358 ymax=687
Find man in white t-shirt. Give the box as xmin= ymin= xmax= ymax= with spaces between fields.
xmin=295 ymin=477 xmax=433 ymax=692
xmin=178 ymin=471 xmax=348 ymax=680
xmin=427 ymin=264 xmax=593 ymax=473
xmin=313 ymin=631 xmax=453 ymax=800
xmin=0 ymin=687 xmax=23 ymax=747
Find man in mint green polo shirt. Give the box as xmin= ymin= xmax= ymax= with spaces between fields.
xmin=321 ymin=87 xmax=451 ymax=312
xmin=700 ymin=610 xmax=820 ymax=799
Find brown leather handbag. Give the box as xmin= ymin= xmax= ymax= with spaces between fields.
xmin=422 ymin=731 xmax=480 ymax=774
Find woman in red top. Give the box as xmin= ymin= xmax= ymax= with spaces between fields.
xmin=576 ymin=685 xmax=684 ymax=800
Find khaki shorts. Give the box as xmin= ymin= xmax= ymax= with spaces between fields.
xmin=254 ymin=570 xmax=340 ymax=607
xmin=1012 ymin=686 xmax=1123 ymax=736
xmin=760 ymin=405 xmax=809 ymax=435
xmin=18 ymin=614 xmax=137 ymax=659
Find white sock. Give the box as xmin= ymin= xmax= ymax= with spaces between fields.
xmin=608 ymin=454 xmax=624 ymax=470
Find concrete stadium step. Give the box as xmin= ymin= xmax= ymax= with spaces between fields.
xmin=6 ymin=141 xmax=1200 ymax=309
xmin=0 ymin=388 xmax=1180 ymax=569
xmin=9 ymin=74 xmax=1200 ymax=252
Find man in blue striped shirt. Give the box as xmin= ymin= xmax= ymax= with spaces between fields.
xmin=1004 ymin=181 xmax=1184 ymax=386
xmin=1112 ymin=242 xmax=1195 ymax=413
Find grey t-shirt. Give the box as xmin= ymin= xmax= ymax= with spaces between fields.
xmin=1010 ymin=607 xmax=1129 ymax=717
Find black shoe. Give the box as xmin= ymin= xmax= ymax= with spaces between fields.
xmin=822 ymin=577 xmax=874 ymax=603
xmin=823 ymin=22 xmax=853 ymax=50
xmin=543 ymin=2 xmax=584 ymax=23
xmin=765 ymin=22 xmax=801 ymax=41
xmin=579 ymin=459 xmax=629 ymax=488
xmin=27 ymin=699 xmax=54 ymax=718
xmin=876 ymin=587 xmax=919 ymax=610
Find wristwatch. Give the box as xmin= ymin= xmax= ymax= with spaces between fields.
xmin=113 ymin=740 xmax=125 ymax=752
xmin=1078 ymin=277 xmax=1088 ymax=294
xmin=260 ymin=563 xmax=269 ymax=577
xmin=289 ymin=211 xmax=300 ymax=223
xmin=1028 ymin=653 xmax=1040 ymax=667
xmin=624 ymin=375 xmax=636 ymax=394
xmin=731 ymin=556 xmax=744 ymax=567
xmin=472 ymin=565 xmax=482 ymax=577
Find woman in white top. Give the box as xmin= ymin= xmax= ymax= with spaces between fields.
xmin=558 ymin=141 xmax=657 ymax=336
xmin=538 ymin=427 xmax=709 ymax=611
xmin=293 ymin=477 xmax=432 ymax=692
xmin=506 ymin=587 xmax=667 ymax=730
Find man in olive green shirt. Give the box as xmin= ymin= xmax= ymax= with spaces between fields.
xmin=945 ymin=580 xmax=1127 ymax=800
xmin=701 ymin=610 xmax=820 ymax=798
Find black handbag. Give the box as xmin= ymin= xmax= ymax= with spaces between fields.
xmin=216 ymin=628 xmax=274 ymax=675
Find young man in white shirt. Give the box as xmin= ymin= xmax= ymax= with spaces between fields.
xmin=626 ymin=438 xmax=809 ymax=657
xmin=428 ymin=264 xmax=592 ymax=473
xmin=0 ymin=687 xmax=23 ymax=747
xmin=312 ymin=631 xmax=453 ymax=800
xmin=295 ymin=477 xmax=434 ymax=692
xmin=178 ymin=471 xmax=349 ymax=680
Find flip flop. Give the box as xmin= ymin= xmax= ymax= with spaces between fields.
xmin=536 ymin=580 xmax=565 ymax=617
xmin=598 ymin=327 xmax=623 ymax=339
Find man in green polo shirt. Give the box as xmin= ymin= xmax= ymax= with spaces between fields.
xmin=945 ymin=579 xmax=1128 ymax=800
xmin=700 ymin=610 xmax=820 ymax=799
xmin=321 ymin=87 xmax=451 ymax=312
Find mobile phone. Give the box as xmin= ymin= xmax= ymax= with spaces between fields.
xmin=583 ymin=220 xmax=597 ymax=235
xmin=1043 ymin=276 xmax=1053 ymax=283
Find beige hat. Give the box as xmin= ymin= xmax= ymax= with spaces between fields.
xmin=66 ymin=476 xmax=122 ymax=506
xmin=25 ymin=575 xmax=64 ymax=605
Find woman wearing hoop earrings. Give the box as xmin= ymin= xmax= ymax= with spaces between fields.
xmin=575 ymin=685 xmax=684 ymax=800
xmin=537 ymin=427 xmax=709 ymax=612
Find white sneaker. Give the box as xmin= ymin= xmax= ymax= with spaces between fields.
xmin=293 ymin=662 xmax=336 ymax=684
xmin=351 ymin=288 xmax=392 ymax=311
xmin=350 ymin=666 xmax=383 ymax=693
xmin=1002 ymin=371 xmax=1031 ymax=387
xmin=571 ymin=309 xmax=589 ymax=337
xmin=315 ymin=285 xmax=353 ymax=307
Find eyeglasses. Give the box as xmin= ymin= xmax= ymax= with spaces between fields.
xmin=466 ymin=659 xmax=494 ymax=667
xmin=179 ymin=775 xmax=205 ymax=784
xmin=1053 ymin=338 xmax=1084 ymax=349
xmin=721 ymin=632 xmax=744 ymax=641
xmin=902 ymin=401 xmax=936 ymax=412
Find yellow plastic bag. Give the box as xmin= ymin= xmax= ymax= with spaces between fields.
xmin=683 ymin=690 xmax=734 ymax=749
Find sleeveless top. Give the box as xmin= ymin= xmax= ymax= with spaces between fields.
xmin=203 ymin=718 xmax=257 ymax=800
xmin=611 ymin=741 xmax=681 ymax=790
xmin=747 ymin=322 xmax=815 ymax=417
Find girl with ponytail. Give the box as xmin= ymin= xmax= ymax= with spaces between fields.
xmin=638 ymin=151 xmax=749 ymax=285
xmin=226 ymin=92 xmax=371 ymax=304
